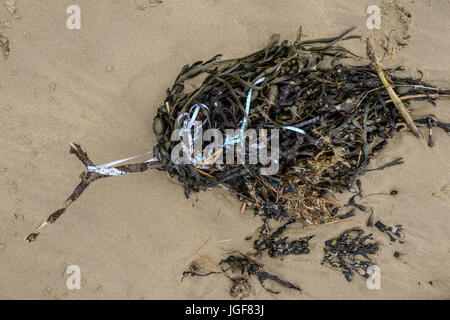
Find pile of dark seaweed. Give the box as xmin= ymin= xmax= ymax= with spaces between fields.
xmin=322 ymin=229 xmax=379 ymax=282
xmin=26 ymin=25 xmax=449 ymax=297
xmin=151 ymin=26 xmax=449 ymax=225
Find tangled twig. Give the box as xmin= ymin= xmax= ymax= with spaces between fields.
xmin=26 ymin=143 xmax=162 ymax=242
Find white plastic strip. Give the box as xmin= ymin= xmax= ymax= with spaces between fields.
xmin=98 ymin=151 xmax=153 ymax=168
xmin=87 ymin=166 xmax=129 ymax=176
xmin=87 ymin=151 xmax=155 ymax=176
xmin=283 ymin=126 xmax=307 ymax=135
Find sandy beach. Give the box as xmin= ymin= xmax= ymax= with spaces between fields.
xmin=0 ymin=0 xmax=449 ymax=299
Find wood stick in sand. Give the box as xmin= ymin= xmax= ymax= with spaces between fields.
xmin=26 ymin=143 xmax=162 ymax=242
xmin=366 ymin=39 xmax=422 ymax=138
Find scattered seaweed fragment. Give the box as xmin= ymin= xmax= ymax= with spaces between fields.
xmin=365 ymin=188 xmax=399 ymax=198
xmin=181 ymin=269 xmax=223 ymax=282
xmin=415 ymin=116 xmax=450 ymax=133
xmin=182 ymin=252 xmax=301 ymax=297
xmin=220 ymin=254 xmax=302 ymax=294
xmin=367 ymin=210 xmax=375 ymax=227
xmin=374 ymin=220 xmax=404 ymax=244
xmin=347 ymin=193 xmax=367 ymax=212
xmin=390 ymin=189 xmax=399 ymax=196
xmin=181 ymin=257 xmax=224 ymax=282
xmin=415 ymin=115 xmax=450 ymax=147
xmin=365 ymin=157 xmax=404 ymax=173
xmin=253 ymin=219 xmax=313 ymax=257
xmin=339 ymin=208 xmax=356 ymax=219
xmin=267 ymin=235 xmax=314 ymax=257
xmin=322 ymin=229 xmax=379 ymax=282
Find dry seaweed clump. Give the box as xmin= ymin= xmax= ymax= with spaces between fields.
xmin=184 ymin=252 xmax=302 ymax=297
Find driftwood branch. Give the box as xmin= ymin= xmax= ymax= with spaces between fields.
xmin=26 ymin=143 xmax=162 ymax=242
xmin=366 ymin=39 xmax=422 ymax=138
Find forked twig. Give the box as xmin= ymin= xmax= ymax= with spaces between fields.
xmin=26 ymin=143 xmax=162 ymax=242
